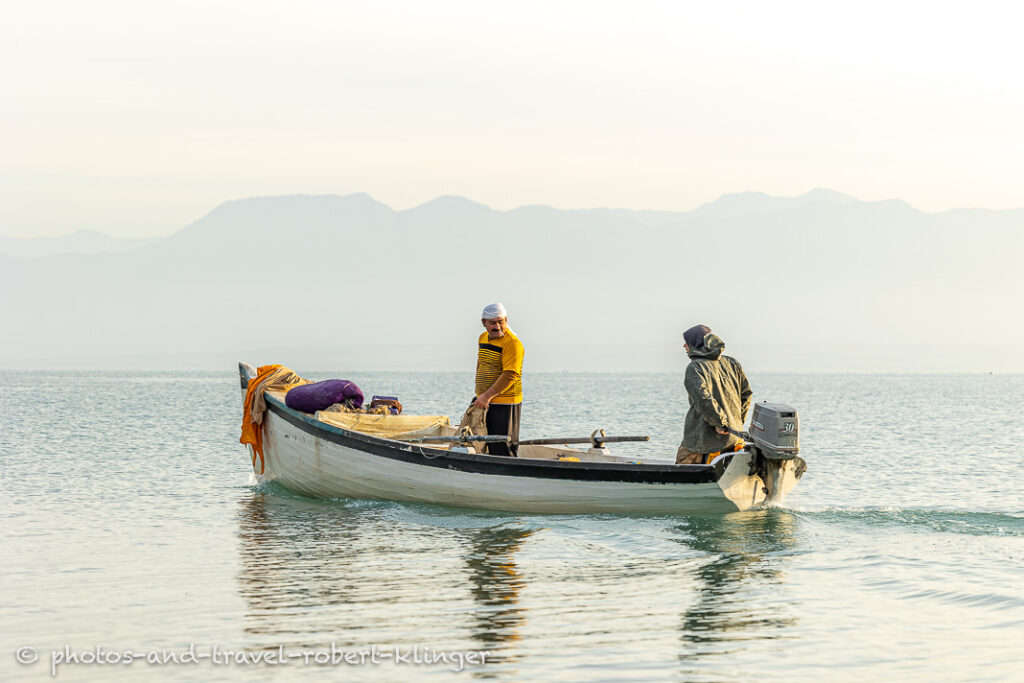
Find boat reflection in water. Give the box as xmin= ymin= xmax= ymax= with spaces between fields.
xmin=236 ymin=491 xmax=533 ymax=667
xmin=236 ymin=490 xmax=800 ymax=678
xmin=672 ymin=509 xmax=800 ymax=665
xmin=236 ymin=492 xmax=375 ymax=648
xmin=460 ymin=524 xmax=535 ymax=660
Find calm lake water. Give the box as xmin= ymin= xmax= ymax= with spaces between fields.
xmin=2 ymin=370 xmax=1023 ymax=681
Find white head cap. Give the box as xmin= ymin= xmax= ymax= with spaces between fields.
xmin=481 ymin=302 xmax=507 ymax=320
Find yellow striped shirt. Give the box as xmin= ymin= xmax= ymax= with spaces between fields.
xmin=475 ymin=329 xmax=524 ymax=404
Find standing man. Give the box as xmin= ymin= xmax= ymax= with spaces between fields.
xmin=676 ymin=324 xmax=752 ymax=465
xmin=473 ymin=302 xmax=525 ymax=456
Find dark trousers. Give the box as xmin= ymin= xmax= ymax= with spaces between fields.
xmin=484 ymin=402 xmax=521 ymax=457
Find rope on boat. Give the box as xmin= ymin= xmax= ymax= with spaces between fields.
xmin=417 ymin=445 xmax=447 ymax=460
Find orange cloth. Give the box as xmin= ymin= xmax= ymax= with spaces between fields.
xmin=240 ymin=364 xmax=310 ymax=473
xmin=702 ymin=441 xmax=746 ymax=464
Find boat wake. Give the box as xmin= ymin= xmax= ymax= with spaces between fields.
xmin=786 ymin=505 xmax=1024 ymax=537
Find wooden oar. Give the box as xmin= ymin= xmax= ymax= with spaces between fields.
xmin=404 ymin=435 xmax=511 ymax=443
xmin=519 ymin=435 xmax=649 ymax=446
xmin=407 ymin=431 xmax=650 ymax=447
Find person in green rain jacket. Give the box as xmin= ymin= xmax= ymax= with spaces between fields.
xmin=676 ymin=325 xmax=752 ymax=465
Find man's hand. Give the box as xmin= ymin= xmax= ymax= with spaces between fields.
xmin=715 ymin=427 xmax=729 ymax=435
xmin=474 ymin=371 xmax=515 ymax=409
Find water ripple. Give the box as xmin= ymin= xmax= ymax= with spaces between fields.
xmin=790 ymin=505 xmax=1024 ymax=536
xmin=4 ymin=371 xmax=1024 ymax=681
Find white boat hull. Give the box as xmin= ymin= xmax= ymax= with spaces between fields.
xmin=242 ymin=372 xmax=806 ymax=515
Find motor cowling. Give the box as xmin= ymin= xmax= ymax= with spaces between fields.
xmin=748 ymin=402 xmax=799 ymax=460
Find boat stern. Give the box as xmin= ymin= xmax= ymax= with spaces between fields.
xmin=715 ymin=451 xmax=807 ymax=511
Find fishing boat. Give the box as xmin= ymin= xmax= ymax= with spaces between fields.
xmin=238 ymin=362 xmax=806 ymax=514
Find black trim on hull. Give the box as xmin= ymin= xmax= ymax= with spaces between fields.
xmin=264 ymin=394 xmax=721 ymax=485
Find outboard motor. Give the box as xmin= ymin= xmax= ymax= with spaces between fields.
xmin=747 ymin=402 xmax=799 ymax=460
xmin=739 ymin=401 xmax=805 ymax=506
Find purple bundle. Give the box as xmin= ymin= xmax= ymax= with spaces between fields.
xmin=285 ymin=379 xmax=364 ymax=413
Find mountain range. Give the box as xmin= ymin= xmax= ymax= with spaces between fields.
xmin=0 ymin=229 xmax=159 ymax=258
xmin=2 ymin=190 xmax=1022 ymax=371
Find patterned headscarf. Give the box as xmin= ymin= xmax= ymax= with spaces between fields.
xmin=481 ymin=302 xmax=507 ymax=320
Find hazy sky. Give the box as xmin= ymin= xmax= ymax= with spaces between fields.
xmin=3 ymin=0 xmax=1022 ymax=237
